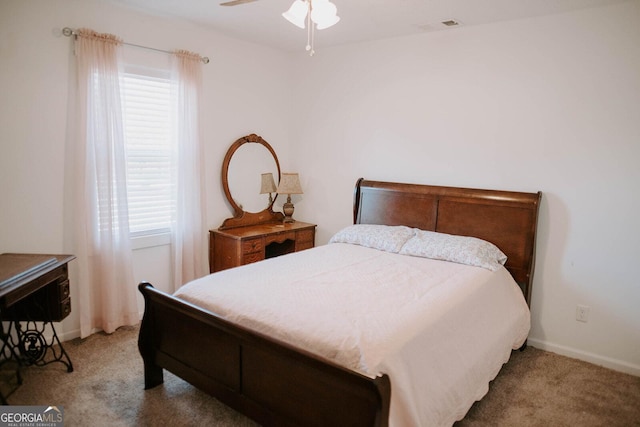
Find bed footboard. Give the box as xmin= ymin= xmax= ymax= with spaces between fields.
xmin=138 ymin=282 xmax=391 ymax=427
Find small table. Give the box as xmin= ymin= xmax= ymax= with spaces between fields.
xmin=0 ymin=253 xmax=75 ymax=404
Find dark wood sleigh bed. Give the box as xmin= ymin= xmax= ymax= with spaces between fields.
xmin=138 ymin=178 xmax=541 ymax=427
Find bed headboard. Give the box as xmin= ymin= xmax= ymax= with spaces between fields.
xmin=353 ymin=178 xmax=542 ymax=306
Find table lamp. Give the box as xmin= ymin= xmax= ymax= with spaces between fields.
xmin=276 ymin=173 xmax=303 ymax=223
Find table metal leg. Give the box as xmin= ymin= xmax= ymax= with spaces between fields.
xmin=15 ymin=321 xmax=73 ymax=372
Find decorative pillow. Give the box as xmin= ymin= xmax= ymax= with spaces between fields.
xmin=399 ymin=229 xmax=507 ymax=271
xmin=329 ymin=224 xmax=415 ymax=253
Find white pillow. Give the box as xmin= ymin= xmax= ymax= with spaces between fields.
xmin=399 ymin=229 xmax=507 ymax=271
xmin=329 ymin=224 xmax=415 ymax=253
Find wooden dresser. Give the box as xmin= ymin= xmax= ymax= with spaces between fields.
xmin=210 ymin=221 xmax=316 ymax=273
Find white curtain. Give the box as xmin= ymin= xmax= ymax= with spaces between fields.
xmin=73 ymin=29 xmax=139 ymax=338
xmin=170 ymin=50 xmax=207 ymax=291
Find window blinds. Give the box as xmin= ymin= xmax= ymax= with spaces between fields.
xmin=121 ymin=71 xmax=175 ymax=236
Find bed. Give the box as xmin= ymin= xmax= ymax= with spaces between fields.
xmin=138 ymin=178 xmax=541 ymax=426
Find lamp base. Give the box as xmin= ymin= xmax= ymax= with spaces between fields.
xmin=282 ymin=200 xmax=295 ymax=223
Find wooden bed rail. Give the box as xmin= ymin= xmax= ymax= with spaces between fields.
xmin=138 ymin=281 xmax=391 ymax=427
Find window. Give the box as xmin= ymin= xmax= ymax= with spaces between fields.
xmin=121 ymin=67 xmax=175 ymax=237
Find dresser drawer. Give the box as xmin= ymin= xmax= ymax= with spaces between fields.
xmin=242 ymin=252 xmax=263 ymax=265
xmin=59 ymin=279 xmax=70 ymax=301
xmin=298 ymin=240 xmax=315 ymax=250
xmin=59 ymin=298 xmax=72 ymax=320
xmin=296 ymin=229 xmax=315 ymax=244
xmin=242 ymin=238 xmax=263 ymax=254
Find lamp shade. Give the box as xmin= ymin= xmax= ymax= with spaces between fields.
xmin=282 ymin=0 xmax=308 ymax=29
xmin=277 ymin=173 xmax=303 ymax=195
xmin=260 ymin=173 xmax=277 ymax=194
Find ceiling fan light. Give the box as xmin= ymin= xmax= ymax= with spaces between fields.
xmin=315 ymin=14 xmax=340 ymax=30
xmin=282 ymin=0 xmax=309 ymax=29
xmin=310 ymin=0 xmax=339 ymax=29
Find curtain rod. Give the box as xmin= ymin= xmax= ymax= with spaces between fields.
xmin=62 ymin=27 xmax=210 ymax=64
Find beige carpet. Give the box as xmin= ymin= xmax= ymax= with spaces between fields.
xmin=1 ymin=325 xmax=639 ymax=426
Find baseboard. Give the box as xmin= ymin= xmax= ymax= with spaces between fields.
xmin=58 ymin=328 xmax=82 ymax=342
xmin=57 ymin=316 xmax=143 ymax=343
xmin=527 ymin=338 xmax=640 ymax=377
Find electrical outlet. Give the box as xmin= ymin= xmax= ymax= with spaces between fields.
xmin=576 ymin=305 xmax=590 ymax=323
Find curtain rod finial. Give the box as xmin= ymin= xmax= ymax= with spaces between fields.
xmin=62 ymin=27 xmax=74 ymax=37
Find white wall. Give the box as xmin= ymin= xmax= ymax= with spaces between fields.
xmin=0 ymin=0 xmax=294 ymax=338
xmin=290 ymin=2 xmax=640 ymax=375
xmin=1 ymin=0 xmax=638 ymax=377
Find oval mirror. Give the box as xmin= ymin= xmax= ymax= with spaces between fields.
xmin=228 ymin=144 xmax=278 ymax=213
xmin=221 ymin=134 xmax=282 ymax=224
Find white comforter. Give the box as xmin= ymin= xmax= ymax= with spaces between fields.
xmin=175 ymin=243 xmax=530 ymax=426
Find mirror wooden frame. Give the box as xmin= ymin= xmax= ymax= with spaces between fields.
xmin=220 ymin=134 xmax=284 ymax=229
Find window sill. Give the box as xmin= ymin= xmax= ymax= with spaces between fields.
xmin=132 ymin=232 xmax=171 ymax=250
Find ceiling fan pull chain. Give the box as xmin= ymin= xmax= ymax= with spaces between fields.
xmin=310 ymin=21 xmax=315 ymax=56
xmin=306 ymin=1 xmax=314 ymax=56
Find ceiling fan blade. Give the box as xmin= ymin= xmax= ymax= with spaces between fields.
xmin=220 ymin=0 xmax=259 ymax=6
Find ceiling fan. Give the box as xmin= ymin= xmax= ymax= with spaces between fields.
xmin=220 ymin=0 xmax=258 ymax=6
xmin=220 ymin=0 xmax=340 ymax=56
